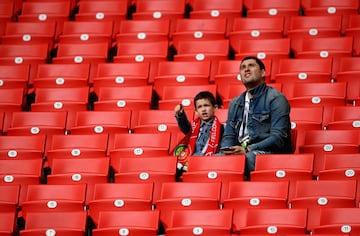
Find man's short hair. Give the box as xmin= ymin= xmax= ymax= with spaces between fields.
xmin=240 ymin=56 xmax=266 ymax=71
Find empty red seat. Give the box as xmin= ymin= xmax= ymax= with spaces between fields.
xmin=327 ymin=106 xmax=360 ymax=130
xmin=229 ymin=16 xmax=285 ymax=42
xmin=87 ymin=182 xmax=154 ymax=226
xmin=58 ymin=21 xmax=113 ymax=46
xmin=20 ymin=211 xmax=87 ymax=236
xmin=75 ymin=0 xmax=129 ymax=37
xmin=93 ymin=62 xmax=150 ymax=88
xmin=172 ymin=18 xmax=227 ymax=47
xmin=112 ymin=156 xmax=177 ymax=203
xmin=273 ymin=58 xmax=333 ymax=84
xmin=92 ymin=210 xmax=160 ymax=236
xmin=165 ymin=208 xmax=233 ymax=236
xmin=155 ymin=182 xmax=222 ymax=228
xmin=318 ymin=153 xmax=360 ymax=181
xmin=157 ymin=84 xmax=217 ymax=110
xmin=0 ymin=135 xmax=46 ymax=160
xmin=69 ymin=110 xmax=131 ymax=135
xmin=152 ymin=60 xmax=211 ymax=97
xmin=116 ymin=19 xmax=170 ymax=43
xmin=7 ymin=111 xmax=67 ymax=136
xmin=173 ymin=39 xmax=230 ymax=62
xmin=33 ymin=63 xmax=90 ymax=88
xmin=233 ymin=38 xmax=291 ymax=61
xmin=292 ymin=36 xmax=354 ymax=59
xmin=298 ymin=129 xmax=360 ymax=176
xmin=113 ymin=40 xmax=169 ymax=63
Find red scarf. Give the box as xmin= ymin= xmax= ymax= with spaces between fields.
xmin=187 ymin=116 xmax=221 ymax=156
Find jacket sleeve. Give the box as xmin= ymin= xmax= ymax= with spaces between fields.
xmin=175 ymin=111 xmax=191 ymax=135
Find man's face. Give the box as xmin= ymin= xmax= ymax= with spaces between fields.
xmin=195 ymin=98 xmax=217 ymax=122
xmin=239 ymin=59 xmax=265 ymax=89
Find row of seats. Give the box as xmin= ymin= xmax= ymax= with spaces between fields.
xmin=4 ymin=207 xmax=360 ymax=235
xmin=2 ymin=178 xmax=360 ymax=235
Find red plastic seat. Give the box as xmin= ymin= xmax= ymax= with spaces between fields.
xmin=58 ymin=21 xmax=113 ymax=46
xmin=229 ymin=16 xmax=285 ymax=43
xmin=233 ymin=38 xmax=291 ymax=61
xmin=17 ymin=1 xmax=72 ymax=39
xmin=153 ymin=60 xmax=211 ymax=97
xmin=165 ymin=208 xmax=233 ymax=236
xmin=88 ymin=182 xmax=154 ymax=226
xmin=182 ymin=155 xmax=246 ymax=201
xmin=75 ymin=0 xmax=128 ymax=37
xmin=116 ymin=19 xmax=170 ymax=43
xmin=282 ymin=82 xmax=347 ymax=127
xmin=172 ymin=18 xmax=227 ymax=47
xmin=0 ymin=159 xmax=43 ymax=205
xmin=47 ymin=157 xmax=110 ymax=204
xmin=287 ymin=15 xmax=342 ymax=49
xmin=292 ymin=36 xmax=354 ymax=59
xmin=0 ymin=185 xmax=20 ymax=213
xmin=223 ymin=181 xmax=289 ymax=232
xmin=173 ymin=39 xmax=230 ymax=62
xmin=318 ymin=153 xmax=360 ymax=181
xmin=0 ymin=64 xmax=30 ymax=90
xmin=45 ymin=134 xmax=109 ymax=165
xmin=251 ymin=153 xmax=314 ymax=200
xmin=1 ymin=21 xmax=56 ymax=50
xmin=31 ymin=87 xmax=90 ymax=111
xmin=235 ymin=208 xmax=307 ymax=235
xmin=273 ymin=58 xmax=333 ymax=84
xmin=158 ymin=84 xmax=217 ymax=110
xmin=0 ymin=211 xmax=17 ymax=236
xmin=312 ymin=208 xmax=360 ymax=235
xmin=113 ymin=40 xmax=169 ymax=63
xmin=290 ymin=106 xmax=324 ymax=131
xmin=20 ymin=211 xmax=87 ymax=236
xmin=0 ymin=2 xmax=15 ymax=22
xmin=132 ymin=109 xmax=181 ymax=134
xmin=69 ymin=110 xmax=131 ymax=135
xmin=30 ymin=87 xmax=90 ymax=130
xmin=155 ymin=182 xmax=222 ymax=228
xmin=301 ymin=0 xmax=359 ymax=33
xmin=132 ymin=0 xmax=186 ymax=35
xmin=298 ymin=129 xmax=360 ymax=176
xmin=332 ymin=57 xmax=360 ymax=105
xmin=290 ymin=180 xmax=357 ymax=231
xmin=7 ymin=111 xmax=67 ymax=136
xmin=52 ymin=42 xmax=109 ymax=81
xmin=92 ymin=210 xmax=160 ymax=236
xmin=187 ymin=0 xmax=243 ymax=36
xmin=93 ymin=85 xmax=153 ymax=111
xmin=112 ymin=156 xmax=177 ymax=202
xmin=33 ymin=63 xmax=90 ymax=88
xmin=243 ymin=0 xmax=301 ymax=33
xmin=21 ymin=184 xmax=87 ymax=219
xmin=343 ymin=14 xmax=360 ymax=36
xmin=93 ymin=62 xmax=150 ymax=88
xmin=327 ymin=106 xmax=360 ymax=130
xmin=0 ymin=44 xmax=49 ymax=81
xmin=0 ymin=135 xmax=46 ymax=160
xmin=109 ymin=132 xmax=172 ymax=158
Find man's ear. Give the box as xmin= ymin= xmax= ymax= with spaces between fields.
xmin=261 ymin=69 xmax=266 ymax=78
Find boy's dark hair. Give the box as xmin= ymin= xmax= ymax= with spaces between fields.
xmin=240 ymin=56 xmax=266 ymax=71
xmin=193 ymin=91 xmax=217 ymax=108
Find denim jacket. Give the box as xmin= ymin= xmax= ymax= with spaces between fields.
xmin=221 ymin=82 xmax=292 ymax=153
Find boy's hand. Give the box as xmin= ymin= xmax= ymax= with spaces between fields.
xmin=174 ymin=104 xmax=184 ymax=115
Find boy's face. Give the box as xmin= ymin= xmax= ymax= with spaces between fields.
xmin=194 ymin=98 xmax=217 ymax=121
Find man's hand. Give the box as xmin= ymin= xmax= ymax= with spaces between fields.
xmin=221 ymin=145 xmax=246 ymax=155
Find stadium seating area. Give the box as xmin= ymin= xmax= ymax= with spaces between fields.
xmin=0 ymin=0 xmax=360 ymax=235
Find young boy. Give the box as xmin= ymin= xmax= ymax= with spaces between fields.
xmin=174 ymin=91 xmax=224 ymax=172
